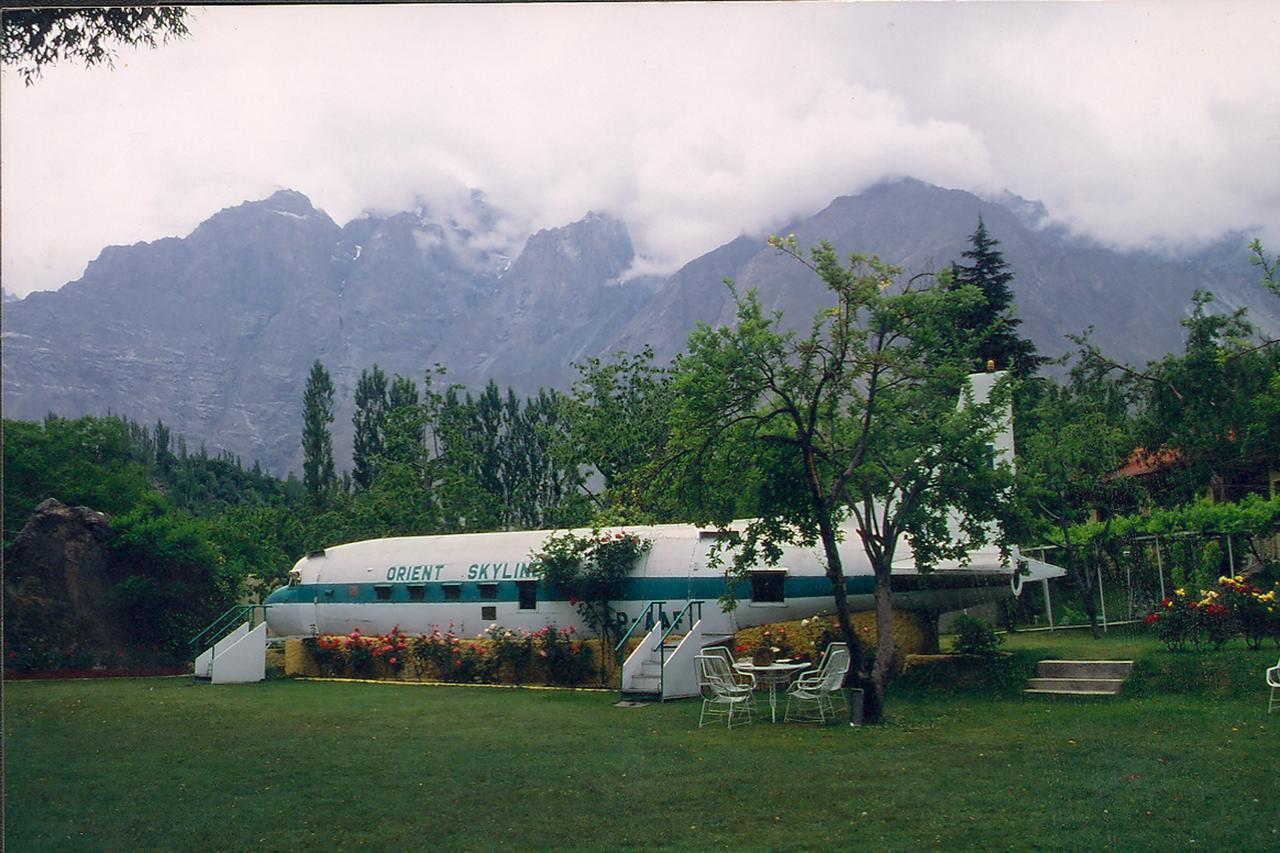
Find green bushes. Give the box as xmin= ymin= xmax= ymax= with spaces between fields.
xmin=951 ymin=614 xmax=1003 ymax=655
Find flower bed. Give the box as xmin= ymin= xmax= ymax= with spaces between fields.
xmin=732 ymin=609 xmax=935 ymax=666
xmin=289 ymin=623 xmax=606 ymax=687
xmin=1145 ymin=576 xmax=1280 ymax=651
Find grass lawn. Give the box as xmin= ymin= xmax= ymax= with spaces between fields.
xmin=6 ymin=634 xmax=1278 ymax=851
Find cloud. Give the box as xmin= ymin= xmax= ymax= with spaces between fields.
xmin=3 ymin=2 xmax=1278 ymax=298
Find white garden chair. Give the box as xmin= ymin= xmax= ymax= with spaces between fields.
xmin=696 ymin=654 xmax=756 ymax=729
xmin=702 ymin=645 xmax=756 ymax=689
xmin=784 ymin=643 xmax=851 ymax=723
xmin=1267 ymin=658 xmax=1280 ymax=714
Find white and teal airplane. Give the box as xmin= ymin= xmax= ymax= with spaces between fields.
xmin=264 ymin=372 xmax=1064 ymax=643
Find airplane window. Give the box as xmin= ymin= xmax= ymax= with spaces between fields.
xmin=479 ymin=583 xmax=499 ymax=601
xmin=517 ymin=581 xmax=537 ymax=610
xmin=750 ymin=571 xmax=786 ymax=603
xmin=443 ymin=584 xmax=461 ymax=601
xmin=408 ymin=585 xmax=426 ymax=601
xmin=374 ymin=585 xmax=392 ymax=601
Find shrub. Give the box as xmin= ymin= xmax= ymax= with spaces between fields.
xmin=534 ymin=624 xmax=593 ymax=686
xmin=951 ymin=615 xmax=1002 ymax=655
xmin=488 ymin=625 xmax=536 ymax=684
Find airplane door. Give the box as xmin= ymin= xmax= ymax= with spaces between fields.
xmin=690 ymin=531 xmax=736 ymax=634
xmin=309 ymin=553 xmax=326 ymax=635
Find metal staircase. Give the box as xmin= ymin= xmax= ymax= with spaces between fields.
xmin=191 ymin=604 xmax=270 ymax=683
xmin=617 ymin=601 xmax=709 ymax=701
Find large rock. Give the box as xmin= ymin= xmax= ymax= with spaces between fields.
xmin=3 ymin=498 xmax=127 ymax=654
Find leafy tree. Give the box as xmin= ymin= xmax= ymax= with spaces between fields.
xmin=948 ymin=218 xmax=1041 ymax=377
xmin=417 ymin=372 xmax=583 ymax=532
xmin=1016 ymin=361 xmax=1144 ymax=637
xmin=301 ymin=359 xmax=337 ymax=507
xmin=389 ymin=373 xmax=420 ymax=409
xmin=207 ymin=504 xmax=304 ymax=594
xmin=352 ymin=365 xmax=389 ymax=491
xmin=109 ymin=492 xmax=240 ymax=658
xmin=562 ymin=346 xmax=674 ymax=517
xmin=3 ymin=415 xmax=151 ymax=545
xmin=516 ymin=388 xmax=590 ymax=528
xmin=2 ymin=6 xmax=189 ymax=85
xmin=1130 ymin=294 xmax=1279 ymax=504
xmin=663 ymin=238 xmax=1017 ymax=721
xmin=1251 ymin=239 xmax=1280 ymax=300
xmin=1075 ymin=236 xmax=1280 ymax=510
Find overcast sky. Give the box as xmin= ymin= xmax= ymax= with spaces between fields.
xmin=3 ymin=1 xmax=1279 ymax=298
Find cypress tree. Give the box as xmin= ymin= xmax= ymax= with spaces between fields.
xmin=301 ymin=359 xmax=337 ymax=506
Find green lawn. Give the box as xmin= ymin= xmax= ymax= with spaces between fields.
xmin=6 ymin=636 xmax=1278 ymax=851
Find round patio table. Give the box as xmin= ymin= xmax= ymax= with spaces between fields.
xmin=733 ymin=660 xmax=810 ymax=722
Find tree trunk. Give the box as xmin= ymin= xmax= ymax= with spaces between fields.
xmin=1059 ymin=522 xmax=1100 ymax=639
xmin=869 ymin=566 xmax=896 ymax=720
xmin=814 ymin=511 xmax=878 ymax=722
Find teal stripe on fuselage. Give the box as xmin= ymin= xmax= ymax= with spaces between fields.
xmin=265 ymin=574 xmax=878 ymax=606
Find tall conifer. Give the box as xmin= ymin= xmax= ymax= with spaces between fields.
xmin=952 ymin=217 xmax=1041 ymax=376
xmin=301 ymin=359 xmax=336 ymax=505
xmin=352 ymin=365 xmax=388 ymax=491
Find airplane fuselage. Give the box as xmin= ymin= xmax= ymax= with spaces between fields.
xmin=264 ymin=522 xmax=1020 ymax=640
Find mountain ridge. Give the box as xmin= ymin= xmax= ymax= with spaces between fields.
xmin=5 ymin=179 xmax=1276 ymax=475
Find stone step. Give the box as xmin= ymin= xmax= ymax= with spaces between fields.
xmin=1036 ymin=659 xmax=1133 ymax=680
xmin=628 ymin=673 xmax=660 ymax=687
xmin=1025 ymin=677 xmax=1126 ymax=694
xmin=619 ymin=691 xmax=661 ymax=702
xmin=1023 ymin=688 xmax=1123 ymax=697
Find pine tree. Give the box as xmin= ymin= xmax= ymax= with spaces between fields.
xmin=301 ymin=359 xmax=337 ymax=506
xmin=951 ymin=218 xmax=1041 ymax=376
xmin=352 ymin=365 xmax=389 ymax=491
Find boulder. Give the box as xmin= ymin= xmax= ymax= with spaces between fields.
xmin=3 ymin=498 xmax=128 ymax=655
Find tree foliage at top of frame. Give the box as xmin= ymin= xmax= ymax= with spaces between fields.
xmin=2 ymin=7 xmax=189 ymax=85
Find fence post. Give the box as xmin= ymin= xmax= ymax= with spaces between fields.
xmin=1097 ymin=563 xmax=1108 ymax=632
xmin=1042 ymin=578 xmax=1054 ymax=630
xmin=1155 ymin=536 xmax=1166 ymax=601
xmin=1226 ymin=534 xmax=1234 ymax=578
xmin=1124 ymin=554 xmax=1133 ymax=621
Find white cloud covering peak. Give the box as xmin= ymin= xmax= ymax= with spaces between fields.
xmin=3 ymin=2 xmax=1278 ymax=298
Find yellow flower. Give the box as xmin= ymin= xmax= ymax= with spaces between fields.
xmin=1174 ymin=588 xmax=1186 ymax=597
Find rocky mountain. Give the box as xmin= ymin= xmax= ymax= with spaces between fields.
xmin=2 ymin=189 xmax=659 ymax=474
xmin=4 ymin=179 xmax=1277 ymax=475
xmin=615 ymin=179 xmax=1280 ymax=368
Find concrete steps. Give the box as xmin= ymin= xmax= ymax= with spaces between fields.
xmin=1024 ymin=659 xmax=1133 ymax=696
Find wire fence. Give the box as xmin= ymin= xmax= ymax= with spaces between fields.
xmin=1005 ymin=529 xmax=1279 ymax=632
